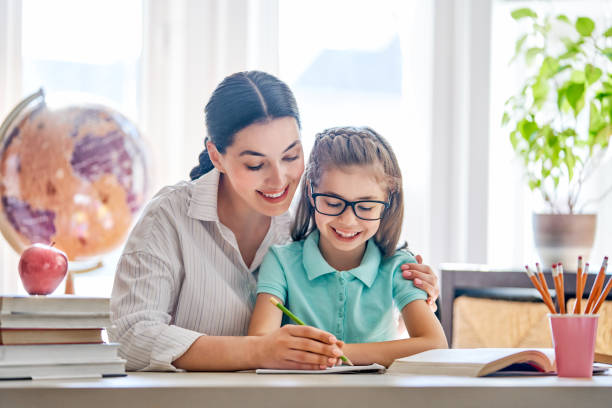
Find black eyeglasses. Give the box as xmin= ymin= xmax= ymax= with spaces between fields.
xmin=310 ymin=185 xmax=390 ymax=221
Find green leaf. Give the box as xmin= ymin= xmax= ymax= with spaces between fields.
xmin=532 ymin=78 xmax=549 ymax=108
xmin=539 ymin=56 xmax=559 ymax=79
xmin=510 ymin=130 xmax=519 ymax=150
xmin=512 ymin=8 xmax=537 ymax=20
xmin=502 ymin=112 xmax=511 ymax=127
xmin=543 ymin=126 xmax=555 ymax=148
xmin=518 ymin=119 xmax=538 ymax=142
xmin=525 ymin=47 xmax=543 ymax=65
xmin=595 ymin=124 xmax=612 ymax=147
xmin=559 ymin=38 xmax=583 ymax=60
xmin=576 ymin=17 xmax=595 ymax=36
xmin=534 ymin=22 xmax=551 ymax=36
xmin=557 ymin=15 xmax=570 ymax=24
xmin=604 ymin=26 xmax=612 ymax=37
xmin=585 ymin=64 xmax=602 ymax=85
xmin=561 ymin=95 xmax=573 ymax=113
xmin=514 ymin=34 xmax=528 ymax=59
xmin=603 ymin=48 xmax=612 ymax=60
xmin=570 ymin=70 xmax=586 ymax=83
xmin=557 ymin=84 xmax=567 ymax=110
xmin=566 ymin=82 xmax=585 ymax=115
xmin=589 ymin=101 xmax=606 ymax=135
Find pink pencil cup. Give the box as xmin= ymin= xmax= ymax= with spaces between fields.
xmin=549 ymin=314 xmax=598 ymax=378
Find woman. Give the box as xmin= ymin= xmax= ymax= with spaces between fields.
xmin=109 ymin=71 xmax=439 ymax=371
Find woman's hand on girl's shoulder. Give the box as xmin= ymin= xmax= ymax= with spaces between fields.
xmin=400 ymin=254 xmax=439 ymax=312
xmin=253 ymin=325 xmax=344 ymax=370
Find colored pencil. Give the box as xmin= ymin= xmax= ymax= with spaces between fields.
xmin=573 ymin=256 xmax=583 ymax=314
xmin=582 ymin=262 xmax=590 ymax=295
xmin=585 ymin=257 xmax=608 ymax=314
xmin=535 ymin=263 xmax=555 ymax=312
xmin=557 ymin=263 xmax=566 ymax=314
xmin=525 ymin=265 xmax=556 ymax=313
xmin=551 ymin=264 xmax=562 ymax=314
xmin=592 ymin=275 xmax=612 ymax=314
xmin=268 ymin=297 xmax=354 ymax=366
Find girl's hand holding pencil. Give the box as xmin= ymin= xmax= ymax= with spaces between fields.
xmin=253 ymin=320 xmax=347 ymax=370
xmin=524 ymin=256 xmax=610 ymax=315
xmin=269 ymin=297 xmax=354 ymax=366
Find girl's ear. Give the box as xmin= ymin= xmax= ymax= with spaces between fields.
xmin=206 ymin=140 xmax=225 ymax=173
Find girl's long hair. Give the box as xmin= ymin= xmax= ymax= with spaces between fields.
xmin=291 ymin=126 xmax=404 ymax=257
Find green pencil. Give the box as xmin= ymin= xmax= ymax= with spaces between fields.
xmin=268 ymin=297 xmax=354 ymax=366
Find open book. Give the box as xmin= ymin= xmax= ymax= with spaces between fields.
xmin=388 ymin=348 xmax=608 ymax=377
xmin=256 ymin=363 xmax=385 ymax=374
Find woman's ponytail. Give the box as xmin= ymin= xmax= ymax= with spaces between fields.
xmin=189 ymin=145 xmax=215 ymax=180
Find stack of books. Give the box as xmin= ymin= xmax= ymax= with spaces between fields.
xmin=0 ymin=295 xmax=126 ymax=380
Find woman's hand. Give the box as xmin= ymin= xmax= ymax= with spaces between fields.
xmin=401 ymin=254 xmax=439 ymax=312
xmin=254 ymin=324 xmax=344 ymax=370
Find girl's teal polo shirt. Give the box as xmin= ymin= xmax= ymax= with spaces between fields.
xmin=256 ymin=230 xmax=427 ymax=343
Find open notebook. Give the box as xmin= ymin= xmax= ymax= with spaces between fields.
xmin=256 ymin=363 xmax=386 ymax=374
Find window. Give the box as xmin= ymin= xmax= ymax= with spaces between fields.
xmin=22 ymin=0 xmax=143 ymax=118
xmin=279 ymin=0 xmax=434 ymax=256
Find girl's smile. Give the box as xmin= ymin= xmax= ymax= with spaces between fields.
xmin=331 ymin=226 xmax=362 ymax=240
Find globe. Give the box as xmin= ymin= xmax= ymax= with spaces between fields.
xmin=0 ymin=89 xmax=149 ymax=261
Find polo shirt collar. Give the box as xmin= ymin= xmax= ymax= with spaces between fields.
xmin=303 ymin=230 xmax=381 ymax=287
xmin=187 ymin=168 xmax=221 ymax=222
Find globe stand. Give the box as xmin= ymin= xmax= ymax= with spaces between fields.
xmin=64 ymin=271 xmax=75 ymax=295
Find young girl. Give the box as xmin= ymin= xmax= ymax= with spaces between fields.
xmin=248 ymin=126 xmax=447 ymax=368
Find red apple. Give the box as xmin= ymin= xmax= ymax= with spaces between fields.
xmin=18 ymin=243 xmax=69 ymax=295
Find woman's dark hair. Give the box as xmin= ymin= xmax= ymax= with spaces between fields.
xmin=189 ymin=71 xmax=301 ymax=180
xmin=291 ymin=126 xmax=404 ymax=258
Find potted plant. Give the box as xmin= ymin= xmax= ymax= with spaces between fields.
xmin=503 ymin=8 xmax=612 ymax=267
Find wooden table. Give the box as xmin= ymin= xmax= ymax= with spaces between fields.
xmin=439 ymin=263 xmax=610 ymax=345
xmin=1 ymin=370 xmax=612 ymax=408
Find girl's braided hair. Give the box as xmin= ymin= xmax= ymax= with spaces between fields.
xmin=291 ymin=126 xmax=405 ymax=257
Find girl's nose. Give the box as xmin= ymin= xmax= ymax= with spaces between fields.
xmin=338 ymin=205 xmax=358 ymax=224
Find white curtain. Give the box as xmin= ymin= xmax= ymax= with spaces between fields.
xmin=0 ymin=0 xmax=23 ymax=295
xmin=429 ymin=0 xmax=492 ymax=269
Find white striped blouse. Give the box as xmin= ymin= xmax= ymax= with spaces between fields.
xmin=109 ymin=168 xmax=292 ymax=371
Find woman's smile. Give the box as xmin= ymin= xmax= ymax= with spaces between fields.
xmin=257 ymin=185 xmax=290 ymax=203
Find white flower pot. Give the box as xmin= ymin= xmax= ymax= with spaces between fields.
xmin=532 ymin=213 xmax=597 ymax=269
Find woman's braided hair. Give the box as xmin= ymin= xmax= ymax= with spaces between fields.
xmin=291 ymin=126 xmax=404 ymax=257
